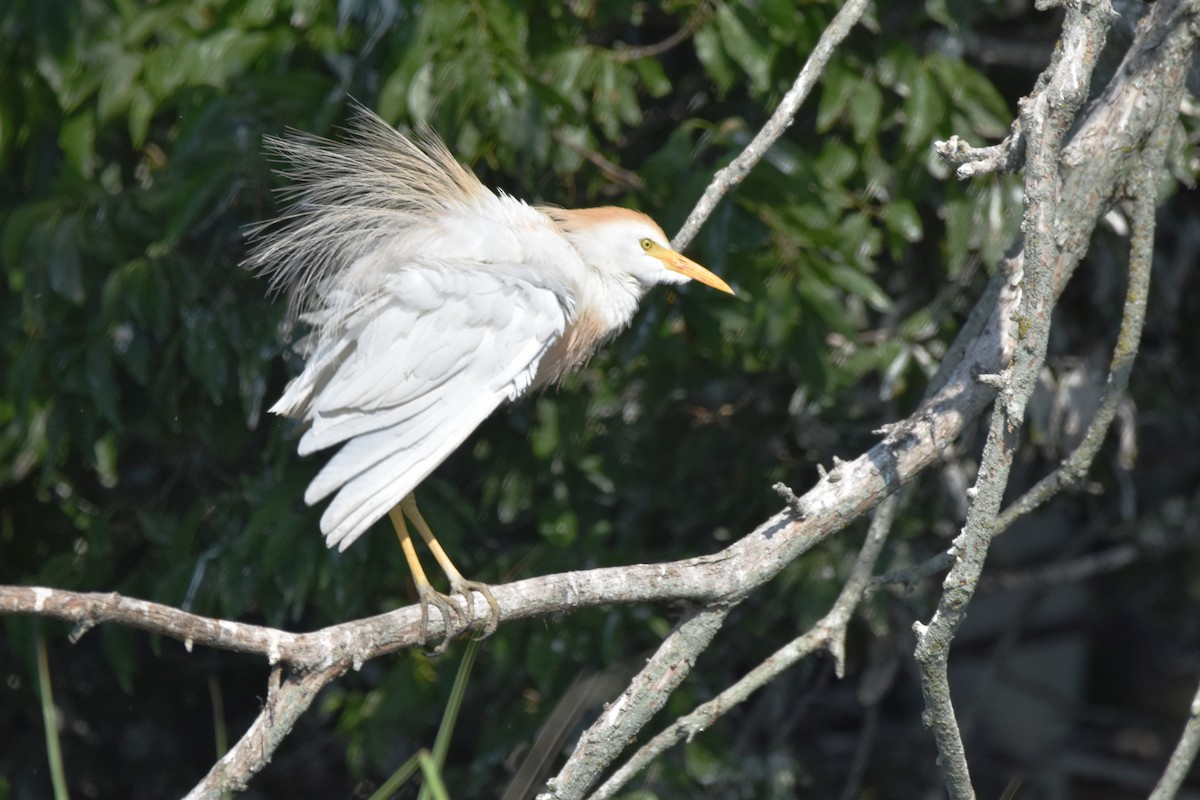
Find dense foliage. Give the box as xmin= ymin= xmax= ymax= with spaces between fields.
xmin=2 ymin=1 xmax=1197 ymax=798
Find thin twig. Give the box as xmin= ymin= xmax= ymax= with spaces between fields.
xmin=552 ymin=130 xmax=645 ymax=190
xmin=671 ymin=0 xmax=872 ymax=251
xmin=609 ymin=2 xmax=713 ymax=63
xmin=935 ymin=130 xmax=1026 ymax=179
xmin=1149 ymin=677 xmax=1200 ymax=800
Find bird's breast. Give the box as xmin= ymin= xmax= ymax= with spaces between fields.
xmin=531 ymin=305 xmax=611 ymax=389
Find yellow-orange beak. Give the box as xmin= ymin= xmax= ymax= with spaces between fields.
xmin=655 ymin=248 xmax=735 ymax=295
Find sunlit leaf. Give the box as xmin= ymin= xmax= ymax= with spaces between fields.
xmin=716 ymin=3 xmax=771 ymax=94
xmin=901 ymin=60 xmax=945 ymax=151
xmin=60 ymin=112 xmax=97 ymax=178
xmin=694 ymin=25 xmax=734 ymax=93
xmin=828 ymin=264 xmax=893 ymax=312
xmin=882 ymin=198 xmax=923 ymax=243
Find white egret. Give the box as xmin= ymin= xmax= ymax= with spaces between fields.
xmin=248 ymin=107 xmax=733 ymax=647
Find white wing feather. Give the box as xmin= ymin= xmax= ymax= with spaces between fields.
xmin=292 ymin=267 xmax=568 ymax=550
xmin=247 ymin=108 xmax=588 ymax=550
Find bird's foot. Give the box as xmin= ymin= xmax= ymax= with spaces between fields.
xmin=415 ymin=583 xmax=466 ymax=655
xmin=414 ymin=581 xmax=500 ymax=654
xmin=447 ymin=578 xmax=501 ymax=639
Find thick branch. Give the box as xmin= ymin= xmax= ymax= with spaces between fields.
xmin=0 ymin=236 xmax=1021 ymax=670
xmin=183 ymin=664 xmax=346 ymax=800
xmin=876 ymin=0 xmax=1200 ymax=595
xmin=914 ymin=3 xmax=1114 ymax=797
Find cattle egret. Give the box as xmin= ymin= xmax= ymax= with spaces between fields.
xmin=248 ymin=106 xmax=733 ymax=648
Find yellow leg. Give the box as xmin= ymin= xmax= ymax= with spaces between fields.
xmin=399 ymin=494 xmax=501 ymax=638
xmin=387 ymin=505 xmax=461 ymax=650
xmin=388 ymin=505 xmax=431 ymax=587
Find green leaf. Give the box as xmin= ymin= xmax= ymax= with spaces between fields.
xmin=111 ymin=323 xmax=151 ymax=385
xmin=693 ymin=25 xmax=734 ymax=93
xmin=900 ymin=308 xmax=937 ymax=340
xmin=632 ymin=56 xmax=671 ymax=97
xmin=827 ymin=264 xmax=893 ymax=312
xmin=97 ymin=48 xmax=142 ymax=124
xmin=715 ymin=3 xmax=771 ymax=94
xmin=128 ymin=87 xmax=155 ymax=147
xmin=93 ymin=431 xmax=119 ymax=488
xmin=539 ymin=505 xmax=578 ymax=548
xmin=86 ymin=339 xmax=120 ymax=426
xmin=530 ymin=398 xmax=559 ymax=459
xmin=816 ymin=62 xmax=854 ymax=133
xmin=929 ymin=54 xmax=1011 ymax=139
xmin=849 ymin=76 xmax=883 ymax=143
xmin=798 ymin=272 xmax=854 ymax=336
xmin=60 ymin=112 xmax=97 ymax=178
xmin=815 ymin=140 xmax=858 ymax=187
xmin=103 ymin=259 xmax=172 ymax=336
xmin=238 ymin=356 xmax=268 ymax=430
xmin=882 ymin=199 xmax=923 ymax=243
xmin=901 ymin=61 xmax=945 ymax=151
xmin=943 ymin=196 xmax=972 ymax=277
xmin=102 ymin=626 xmax=137 ymax=694
xmin=407 ymin=62 xmax=436 ymax=124
xmin=48 ymin=215 xmax=85 ymax=304
xmin=160 ymin=169 xmax=234 ymax=247
xmin=181 ymin=309 xmax=229 ymax=404
xmin=837 ymin=211 xmax=882 ymax=269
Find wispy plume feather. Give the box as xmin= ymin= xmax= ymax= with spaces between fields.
xmin=244 ymin=102 xmax=486 ymax=322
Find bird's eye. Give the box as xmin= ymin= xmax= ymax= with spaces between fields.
xmin=639 ymin=238 xmax=654 ymax=251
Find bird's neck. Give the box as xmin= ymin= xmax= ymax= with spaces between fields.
xmin=584 ymin=268 xmax=646 ymax=333
xmin=531 ymin=270 xmax=645 ymax=389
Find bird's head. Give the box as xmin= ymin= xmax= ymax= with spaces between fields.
xmin=546 ymin=207 xmax=734 ymax=296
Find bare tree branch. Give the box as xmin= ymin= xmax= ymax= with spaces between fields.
xmin=912 ymin=0 xmax=1200 ymax=795
xmin=1150 ymin=677 xmax=1200 ymax=800
xmin=587 ymin=494 xmax=896 ymax=800
xmin=540 ymin=605 xmax=730 ymax=800
xmin=913 ymin=0 xmax=1112 ymax=791
xmin=878 ymin=0 xmax=1200 ymax=595
xmin=671 ymin=0 xmax=872 ymax=251
xmin=6 ymin=2 xmax=1198 ymax=798
xmin=183 ymin=663 xmax=345 ymax=800
xmin=936 ymin=131 xmax=1026 ymax=179
xmin=609 ymin=1 xmax=713 ymax=63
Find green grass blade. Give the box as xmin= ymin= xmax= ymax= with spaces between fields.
xmin=36 ymin=629 xmax=70 ymax=800
xmin=417 ymin=637 xmax=480 ymax=800
xmin=367 ymin=750 xmax=424 ymax=800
